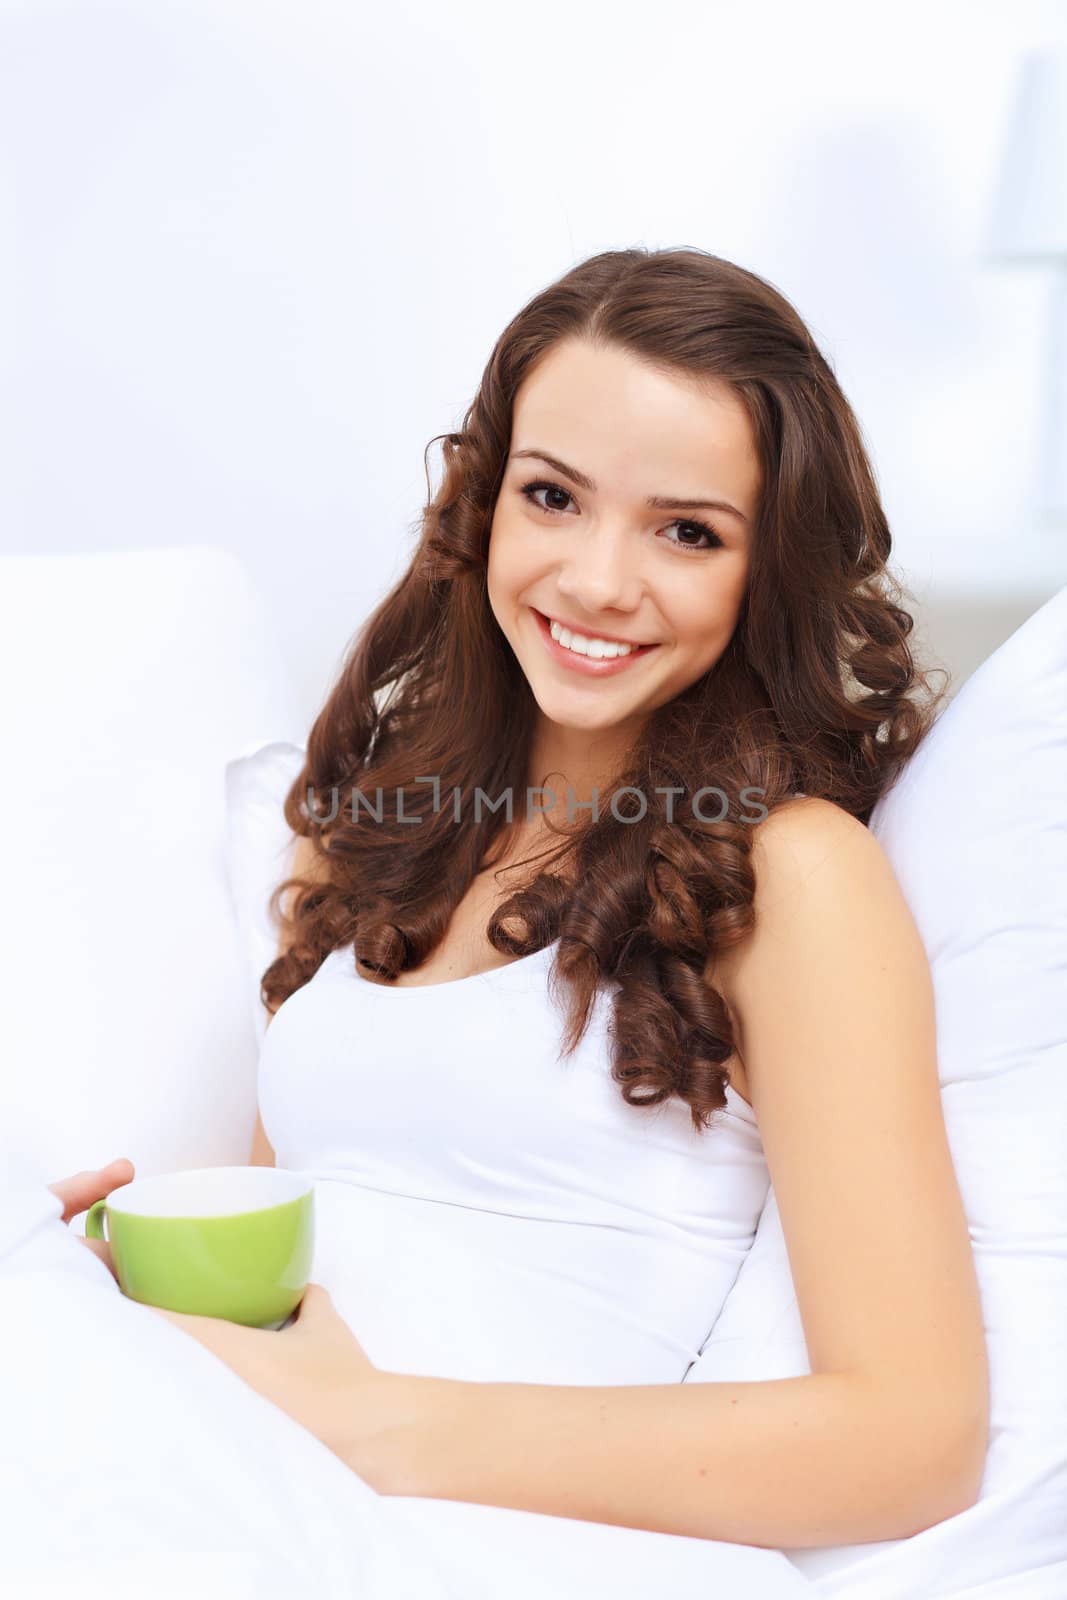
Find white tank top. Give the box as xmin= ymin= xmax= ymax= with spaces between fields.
xmin=257 ymin=938 xmax=769 ymax=1386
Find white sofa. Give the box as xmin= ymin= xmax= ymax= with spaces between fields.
xmin=2 ymin=545 xmax=1064 ymax=1598
xmin=0 ymin=545 xmax=306 ymax=1191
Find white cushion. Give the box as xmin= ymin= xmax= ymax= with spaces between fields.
xmin=685 ymin=585 xmax=1067 ymax=1595
xmin=0 ymin=546 xmax=305 ymax=1204
xmin=225 ymin=740 xmax=306 ymax=1045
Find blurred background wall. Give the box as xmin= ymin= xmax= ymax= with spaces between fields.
xmin=1 ymin=0 xmax=1064 ymax=726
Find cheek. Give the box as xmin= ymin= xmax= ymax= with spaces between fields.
xmin=486 ymin=520 xmax=527 ymax=634
xmin=666 ymin=564 xmax=748 ymax=650
xmin=485 ymin=518 xmax=508 ymax=599
xmin=487 ymin=512 xmax=539 ymax=602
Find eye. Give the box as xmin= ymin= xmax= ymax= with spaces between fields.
xmin=660 ymin=519 xmax=726 ymax=555
xmin=518 ymin=478 xmax=725 ymax=555
xmin=519 ymin=479 xmax=574 ymax=515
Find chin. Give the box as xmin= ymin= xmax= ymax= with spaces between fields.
xmin=532 ymin=688 xmax=644 ymax=733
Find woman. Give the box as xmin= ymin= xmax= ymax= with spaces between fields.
xmin=36 ymin=247 xmax=987 ymax=1586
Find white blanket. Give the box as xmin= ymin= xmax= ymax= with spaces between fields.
xmin=5 ymin=1179 xmax=1062 ymax=1600
xmin=0 ymin=1178 xmax=814 ymax=1600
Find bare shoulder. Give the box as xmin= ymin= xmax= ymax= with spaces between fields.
xmin=709 ymin=796 xmax=921 ymax=1023
xmin=747 ymin=795 xmax=876 ymax=886
xmin=718 ymin=790 xmax=933 ymax=1117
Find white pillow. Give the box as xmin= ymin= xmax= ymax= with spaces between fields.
xmin=224 ymin=740 xmax=307 ymax=1044
xmin=0 ymin=546 xmax=305 ymax=1203
xmin=685 ymin=585 xmax=1067 ymax=1596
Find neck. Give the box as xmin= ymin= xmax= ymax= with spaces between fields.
xmin=524 ymin=713 xmax=643 ymax=826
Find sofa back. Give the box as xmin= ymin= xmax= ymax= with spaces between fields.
xmin=0 ymin=545 xmax=304 ymax=1199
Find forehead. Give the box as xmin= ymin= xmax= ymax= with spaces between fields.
xmin=511 ymin=338 xmax=761 ymax=508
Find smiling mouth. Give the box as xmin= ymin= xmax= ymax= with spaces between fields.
xmin=535 ymin=609 xmax=657 ymax=651
xmin=530 ymin=607 xmax=660 ymax=673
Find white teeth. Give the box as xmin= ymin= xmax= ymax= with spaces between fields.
xmin=549 ymin=619 xmax=634 ymax=658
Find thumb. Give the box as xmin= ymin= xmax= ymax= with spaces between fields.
xmin=47 ymin=1159 xmax=135 ymax=1224
xmin=295 ymin=1282 xmax=332 ymax=1317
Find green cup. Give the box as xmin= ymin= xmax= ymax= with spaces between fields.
xmin=85 ymin=1166 xmax=315 ymax=1330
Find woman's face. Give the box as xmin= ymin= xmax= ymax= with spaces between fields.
xmin=487 ymin=338 xmax=760 ymax=749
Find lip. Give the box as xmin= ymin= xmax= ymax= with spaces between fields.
xmin=540 ymin=610 xmax=652 ymax=648
xmin=530 ymin=607 xmax=660 ymax=677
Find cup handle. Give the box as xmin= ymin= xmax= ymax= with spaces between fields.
xmin=84 ymin=1200 xmax=108 ymax=1240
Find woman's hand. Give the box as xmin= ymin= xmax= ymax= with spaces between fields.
xmin=46 ymin=1166 xmax=416 ymax=1486
xmin=46 ymin=1156 xmax=135 ymax=1281
xmin=144 ymin=1284 xmax=404 ymax=1482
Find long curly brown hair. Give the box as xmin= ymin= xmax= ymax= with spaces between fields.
xmin=261 ymin=246 xmax=947 ymax=1132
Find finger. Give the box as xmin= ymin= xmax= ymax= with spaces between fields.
xmin=94 ymin=1156 xmax=136 ymax=1191
xmin=46 ymin=1159 xmax=135 ymax=1224
xmin=47 ymin=1160 xmax=132 ymax=1209
xmin=296 ymin=1283 xmax=329 ymax=1313
xmin=46 ymin=1169 xmax=106 ymax=1223
xmin=291 ymin=1284 xmax=346 ymax=1335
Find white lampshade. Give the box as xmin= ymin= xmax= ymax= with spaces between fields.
xmin=987 ymin=49 xmax=1067 ymax=261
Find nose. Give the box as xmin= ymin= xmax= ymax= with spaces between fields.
xmin=554 ymin=522 xmax=643 ymax=617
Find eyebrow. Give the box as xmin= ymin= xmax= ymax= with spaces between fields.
xmin=509 ymin=449 xmax=750 ymax=525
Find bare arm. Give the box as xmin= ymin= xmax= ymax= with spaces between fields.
xmin=359 ymin=800 xmax=989 ymax=1547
